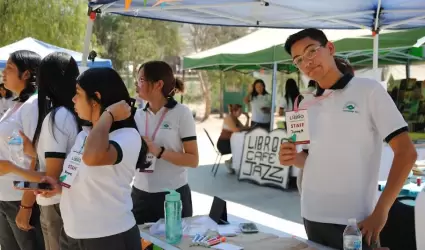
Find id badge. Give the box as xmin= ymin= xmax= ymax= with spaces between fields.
xmin=59 ymin=151 xmax=82 ymax=188
xmin=139 ymin=153 xmax=156 ymax=173
xmin=285 ymin=109 xmax=310 ymax=144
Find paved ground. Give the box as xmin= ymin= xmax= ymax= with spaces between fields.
xmin=188 ymin=114 xmax=305 ymax=236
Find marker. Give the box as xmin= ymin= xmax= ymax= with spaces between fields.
xmin=207 ymin=237 xmax=226 ymax=246
xmin=191 ymin=234 xmax=201 ymax=246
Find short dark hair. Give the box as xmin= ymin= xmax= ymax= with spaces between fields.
xmin=284 ymin=28 xmax=329 ymax=56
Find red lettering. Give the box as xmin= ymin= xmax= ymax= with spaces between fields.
xmin=291 ymin=123 xmax=303 ymax=128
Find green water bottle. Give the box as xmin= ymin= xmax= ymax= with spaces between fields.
xmin=164 ymin=189 xmax=182 ymax=244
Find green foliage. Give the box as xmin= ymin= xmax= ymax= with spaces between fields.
xmin=93 ymin=15 xmax=183 ymax=73
xmin=0 ymin=0 xmax=88 ymax=50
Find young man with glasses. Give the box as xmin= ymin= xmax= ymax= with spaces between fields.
xmin=279 ymin=28 xmax=417 ymax=249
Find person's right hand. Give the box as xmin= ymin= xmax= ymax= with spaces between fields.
xmin=106 ymin=100 xmax=131 ymax=122
xmin=279 ymin=142 xmax=297 ymax=166
xmin=36 ymin=176 xmax=62 ymax=198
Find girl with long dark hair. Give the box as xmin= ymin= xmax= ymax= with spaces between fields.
xmin=0 ymin=52 xmax=81 ymax=250
xmin=0 ymin=50 xmax=44 ymax=250
xmin=39 ymin=68 xmax=146 ymax=250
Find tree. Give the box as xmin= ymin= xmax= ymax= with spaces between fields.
xmin=0 ymin=0 xmax=88 ymax=50
xmin=93 ymin=14 xmax=183 ymax=87
xmin=189 ymin=25 xmax=251 ymax=121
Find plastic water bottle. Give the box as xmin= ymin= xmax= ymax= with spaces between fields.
xmin=8 ymin=129 xmax=25 ymax=168
xmin=343 ymin=218 xmax=362 ymax=250
xmin=164 ymin=189 xmax=182 ymax=245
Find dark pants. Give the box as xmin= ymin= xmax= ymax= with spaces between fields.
xmin=217 ymin=139 xmax=231 ymax=155
xmin=61 ymin=225 xmax=141 ymax=250
xmin=132 ymin=184 xmax=193 ymax=224
xmin=250 ymin=121 xmax=270 ymax=131
xmin=40 ymin=204 xmax=65 ymax=250
xmin=0 ymin=200 xmax=45 ymax=250
xmin=304 ymin=218 xmax=373 ymax=250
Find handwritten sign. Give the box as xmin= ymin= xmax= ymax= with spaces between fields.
xmin=238 ymin=128 xmax=291 ymax=189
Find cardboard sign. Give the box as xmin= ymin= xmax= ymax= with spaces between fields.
xmin=238 ymin=128 xmax=291 ymax=189
xmin=285 ymin=109 xmax=310 ymax=144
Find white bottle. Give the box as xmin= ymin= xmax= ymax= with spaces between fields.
xmin=343 ymin=218 xmax=362 ymax=250
xmin=8 ymin=129 xmax=24 ymax=168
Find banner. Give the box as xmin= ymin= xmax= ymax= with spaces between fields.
xmin=238 ymin=128 xmax=291 ymax=189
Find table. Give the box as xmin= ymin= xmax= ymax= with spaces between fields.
xmin=139 ymin=215 xmax=333 ymax=250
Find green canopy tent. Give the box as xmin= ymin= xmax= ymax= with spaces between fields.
xmin=334 ymin=28 xmax=425 ymax=66
xmin=183 ymin=28 xmax=425 ymax=71
xmin=183 ymin=29 xmax=371 ymax=71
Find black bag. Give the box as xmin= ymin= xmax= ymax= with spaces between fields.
xmin=380 ymin=196 xmax=416 ymax=250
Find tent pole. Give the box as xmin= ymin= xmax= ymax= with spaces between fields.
xmin=406 ymin=59 xmax=411 ymax=80
xmin=372 ymin=33 xmax=381 ymax=86
xmin=82 ymin=14 xmax=95 ymax=67
xmin=270 ymin=62 xmax=278 ymax=131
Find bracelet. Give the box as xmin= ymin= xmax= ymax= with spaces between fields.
xmin=105 ymin=110 xmax=115 ymax=123
xmin=157 ymin=146 xmax=165 ymax=159
xmin=19 ymin=204 xmax=32 ymax=210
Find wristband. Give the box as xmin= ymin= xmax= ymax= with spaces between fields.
xmin=19 ymin=205 xmax=32 ymax=210
xmin=105 ymin=110 xmax=115 ymax=123
xmin=157 ymin=146 xmax=165 ymax=159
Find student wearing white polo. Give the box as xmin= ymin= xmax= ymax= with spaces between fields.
xmin=132 ymin=61 xmax=199 ymax=224
xmin=244 ymin=79 xmax=272 ymax=130
xmin=0 ymin=50 xmax=43 ymax=250
xmin=40 ymin=68 xmax=145 ymax=250
xmin=279 ymin=28 xmax=417 ymax=249
xmin=0 ymin=52 xmax=81 ymax=250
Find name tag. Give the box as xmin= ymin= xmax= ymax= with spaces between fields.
xmin=60 ymin=151 xmax=82 ymax=188
xmin=285 ymin=109 xmax=310 ymax=144
xmin=139 ymin=153 xmax=156 ymax=173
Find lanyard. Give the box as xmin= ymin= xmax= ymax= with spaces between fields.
xmin=293 ymin=91 xmax=333 ymax=112
xmin=145 ymin=109 xmax=168 ymax=140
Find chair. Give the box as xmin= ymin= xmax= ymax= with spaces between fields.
xmin=203 ymin=128 xmax=227 ymax=177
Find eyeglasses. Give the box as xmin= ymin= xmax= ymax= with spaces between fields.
xmin=293 ymin=45 xmax=322 ymax=68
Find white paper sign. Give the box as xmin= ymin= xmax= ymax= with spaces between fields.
xmin=238 ymin=128 xmax=291 ymax=189
xmin=285 ymin=109 xmax=310 ymax=144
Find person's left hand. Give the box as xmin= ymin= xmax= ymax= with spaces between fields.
xmin=16 ymin=207 xmax=34 ymax=231
xmin=358 ymin=208 xmax=389 ymax=246
xmin=142 ymin=136 xmax=161 ymax=156
xmin=0 ymin=160 xmax=15 ymax=176
xmin=19 ymin=131 xmax=36 ymax=158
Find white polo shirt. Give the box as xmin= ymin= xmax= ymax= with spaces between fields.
xmin=301 ymin=75 xmax=408 ymax=225
xmin=0 ymin=95 xmax=38 ymax=201
xmin=133 ymin=98 xmax=197 ymax=193
xmin=60 ymin=127 xmax=141 ymax=239
xmin=0 ymin=97 xmax=14 ymax=118
xmin=416 ymin=188 xmax=425 ymax=250
xmin=250 ymin=94 xmax=272 ymax=123
xmin=36 ymin=107 xmax=79 ymax=206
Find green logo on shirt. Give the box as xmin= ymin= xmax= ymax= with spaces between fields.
xmin=161 ymin=122 xmax=171 ymax=129
xmin=343 ymin=102 xmax=359 ymax=113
